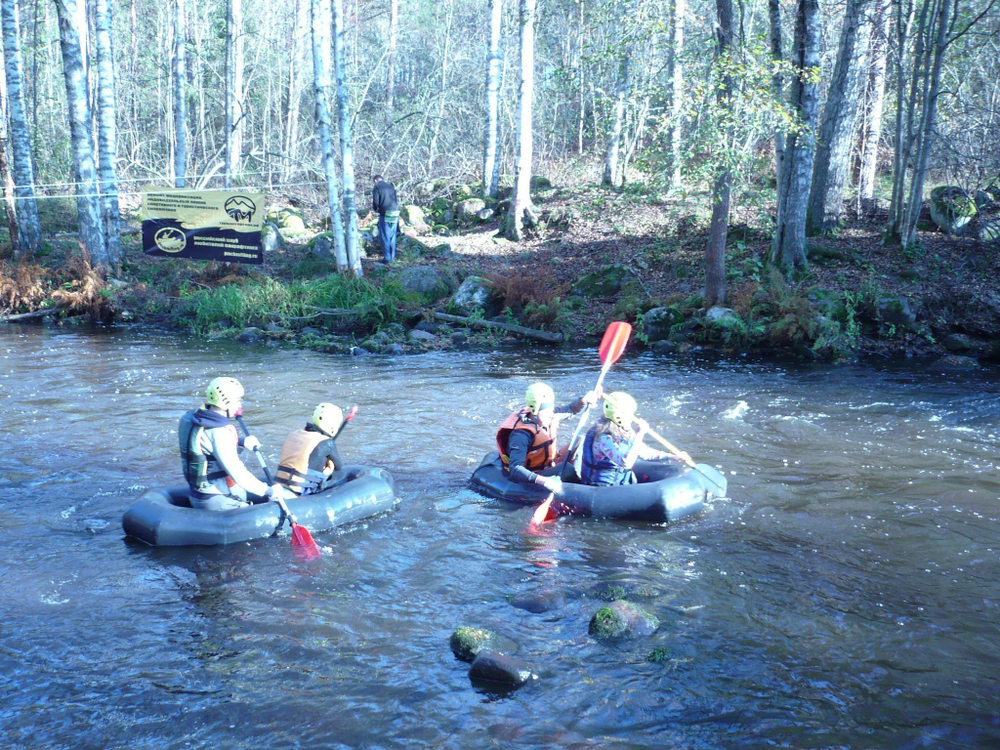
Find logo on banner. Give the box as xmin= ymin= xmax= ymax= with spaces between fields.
xmin=154 ymin=226 xmax=187 ymax=253
xmin=224 ymin=196 xmax=257 ymax=223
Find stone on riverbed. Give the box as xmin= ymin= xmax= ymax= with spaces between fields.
xmin=449 ymin=626 xmax=518 ymax=663
xmin=468 ymin=650 xmax=537 ymax=689
xmin=237 ymin=327 xmax=263 ymax=344
xmin=511 ymin=590 xmax=565 ymax=613
xmin=589 ymin=601 xmax=660 ymax=641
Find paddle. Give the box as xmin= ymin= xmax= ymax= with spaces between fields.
xmin=530 ymin=322 xmax=632 ymax=526
xmin=235 ymin=415 xmax=322 ymax=561
xmin=601 ymin=391 xmax=728 ymax=497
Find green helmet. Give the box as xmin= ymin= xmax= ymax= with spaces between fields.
xmin=205 ymin=377 xmax=244 ymax=413
xmin=525 ymin=382 xmax=555 ymax=413
xmin=604 ymin=391 xmax=637 ymax=427
xmin=312 ymin=402 xmax=344 ymax=436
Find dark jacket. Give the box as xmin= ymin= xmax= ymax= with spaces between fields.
xmin=372 ymin=180 xmax=398 ymax=215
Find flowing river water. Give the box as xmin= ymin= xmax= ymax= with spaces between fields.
xmin=1 ymin=326 xmax=998 ymax=749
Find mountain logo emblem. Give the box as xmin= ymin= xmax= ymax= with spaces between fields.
xmin=224 ymin=196 xmax=257 ymax=223
xmin=154 ymin=226 xmax=187 ymax=253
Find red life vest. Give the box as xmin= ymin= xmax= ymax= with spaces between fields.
xmin=496 ymin=409 xmax=557 ymax=472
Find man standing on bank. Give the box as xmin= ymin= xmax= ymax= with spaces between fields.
xmin=372 ymin=174 xmax=399 ymax=264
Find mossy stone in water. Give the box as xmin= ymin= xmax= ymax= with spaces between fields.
xmin=589 ymin=600 xmax=660 ymax=641
xmin=450 ymin=627 xmax=502 ymax=663
xmin=646 ymin=646 xmax=672 ymax=663
xmin=590 ymin=606 xmax=628 ymax=640
xmin=592 ymin=583 xmax=628 ymax=602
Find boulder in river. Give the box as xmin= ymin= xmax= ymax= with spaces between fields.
xmin=237 ymin=327 xmax=263 ymax=344
xmin=449 ymin=626 xmax=518 ymax=663
xmin=511 ymin=590 xmax=566 ymax=614
xmin=642 ymin=306 xmax=685 ymax=343
xmin=589 ymin=600 xmax=660 ymax=641
xmin=468 ymin=650 xmax=536 ymax=689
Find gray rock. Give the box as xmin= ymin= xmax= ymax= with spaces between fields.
xmin=261 ymin=221 xmax=284 ymax=253
xmin=642 ymin=306 xmax=685 ymax=342
xmin=877 ymin=296 xmax=917 ymax=328
xmin=431 ymin=242 xmax=454 ymax=258
xmin=300 ymin=327 xmax=323 ymax=337
xmin=400 ymin=204 xmax=430 ymax=233
xmin=350 ymin=346 xmax=370 ymax=356
xmin=478 ymin=208 xmax=495 ymax=222
xmin=943 ymin=333 xmax=973 ymax=352
xmin=451 ymin=275 xmax=497 ymax=316
xmin=383 ymin=343 xmax=405 ymax=355
xmin=413 ymin=320 xmax=442 ymax=334
xmin=652 ymin=340 xmax=676 ymax=354
xmin=237 ymin=327 xmax=263 ymax=344
xmin=974 ymin=217 xmax=1000 ymax=245
xmin=442 ymin=210 xmax=454 ymax=225
xmin=511 ymin=590 xmax=565 ymax=613
xmin=457 ymin=198 xmax=486 ymax=223
xmin=468 ymin=650 xmax=536 ymax=689
xmin=930 ymin=186 xmax=977 ymax=236
xmin=394 ymin=266 xmax=452 ymax=304
xmin=589 ymin=600 xmax=660 ymax=641
xmin=311 ymin=234 xmax=335 ymax=258
xmin=705 ymin=305 xmax=735 ymax=322
xmin=409 ymin=329 xmax=437 ymax=341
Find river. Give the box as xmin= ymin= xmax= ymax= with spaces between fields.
xmin=1 ymin=326 xmax=998 ymax=749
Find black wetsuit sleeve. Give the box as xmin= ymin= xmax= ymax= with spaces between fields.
xmin=307 ymin=439 xmax=343 ymax=474
xmin=555 ymin=397 xmax=586 ymax=416
xmin=507 ymin=429 xmax=540 ymax=485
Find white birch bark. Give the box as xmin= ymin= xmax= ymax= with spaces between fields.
xmin=311 ymin=0 xmax=347 ymax=270
xmin=332 ymin=0 xmax=361 ymax=276
xmin=94 ymin=0 xmax=120 ymax=262
xmin=602 ymin=55 xmax=628 ymax=186
xmin=576 ymin=0 xmax=585 ymax=153
xmin=172 ymin=0 xmax=186 ymax=188
xmin=224 ymin=0 xmax=244 ymax=187
xmin=668 ymin=0 xmax=685 ymax=188
xmin=482 ymin=0 xmax=501 ymax=198
xmin=284 ymin=0 xmax=308 ymax=179
xmin=427 ymin=0 xmax=454 ymax=171
xmin=768 ymin=0 xmax=784 ymax=208
xmin=705 ymin=0 xmax=734 ymax=306
xmin=1 ymin=0 xmax=42 ymax=255
xmin=55 ymin=0 xmax=108 ymax=264
xmin=386 ymin=0 xmax=397 ymax=115
xmin=857 ymin=0 xmax=892 ymax=203
xmin=504 ymin=0 xmax=537 ymax=241
xmin=806 ymin=0 xmax=872 ymax=234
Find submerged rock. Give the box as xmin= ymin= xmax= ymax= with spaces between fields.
xmin=511 ymin=590 xmax=565 ymax=614
xmin=449 ymin=627 xmax=517 ymax=663
xmin=589 ymin=600 xmax=660 ymax=641
xmin=468 ymin=650 xmax=536 ymax=689
xmin=646 ymin=646 xmax=672 ymax=663
xmin=237 ymin=327 xmax=263 ymax=344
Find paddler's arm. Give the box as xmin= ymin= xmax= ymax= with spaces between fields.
xmin=507 ymin=429 xmax=543 ymax=485
xmin=211 ymin=427 xmax=271 ymax=496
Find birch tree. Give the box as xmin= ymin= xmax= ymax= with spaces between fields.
xmin=667 ymin=0 xmax=685 ymax=188
xmin=94 ymin=0 xmax=121 ymax=261
xmin=225 ymin=0 xmax=244 ymax=187
xmin=386 ymin=0 xmax=398 ymax=115
xmin=856 ymin=0 xmax=892 ymax=205
xmin=311 ymin=0 xmax=347 ymax=270
xmin=768 ymin=0 xmax=784 ymax=206
xmin=602 ymin=55 xmax=629 ymax=186
xmin=504 ymin=0 xmax=537 ymax=241
xmin=332 ymin=0 xmax=361 ymax=276
xmin=806 ymin=0 xmax=872 ymax=234
xmin=0 ymin=0 xmax=41 ymax=255
xmin=55 ymin=0 xmax=110 ymax=264
xmin=704 ymin=0 xmax=734 ymax=306
xmin=771 ymin=0 xmax=821 ymax=269
xmin=172 ymin=0 xmax=186 ymax=188
xmin=482 ymin=0 xmax=501 ymax=198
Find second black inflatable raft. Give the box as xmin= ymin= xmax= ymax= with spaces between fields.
xmin=469 ymin=451 xmax=725 ymax=523
xmin=122 ymin=465 xmax=396 ymax=547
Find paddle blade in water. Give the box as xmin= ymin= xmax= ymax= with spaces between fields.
xmin=598 ymin=322 xmax=632 ymax=368
xmin=290 ymin=523 xmax=322 ymax=561
xmin=530 ymin=496 xmax=557 ymax=526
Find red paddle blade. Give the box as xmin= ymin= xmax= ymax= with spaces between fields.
xmin=598 ymin=322 xmax=632 ymax=368
xmin=345 ymin=405 xmax=359 ymax=422
xmin=290 ymin=523 xmax=322 ymax=561
xmin=530 ymin=496 xmax=558 ymax=526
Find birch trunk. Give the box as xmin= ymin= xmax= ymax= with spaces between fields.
xmin=771 ymin=0 xmax=821 ymax=269
xmin=172 ymin=0 xmax=186 ymax=187
xmin=1 ymin=0 xmax=42 ymax=255
xmin=427 ymin=0 xmax=454 ymax=171
xmin=806 ymin=0 xmax=872 ymax=234
xmin=0 ymin=128 xmax=19 ymax=255
xmin=768 ymin=0 xmax=784 ymax=208
xmin=94 ymin=0 xmax=120 ymax=261
xmin=332 ymin=0 xmax=361 ymax=276
xmin=55 ymin=0 xmax=108 ymax=264
xmin=856 ymin=0 xmax=892 ymax=204
xmin=704 ymin=0 xmax=733 ymax=307
xmin=504 ymin=0 xmax=537 ymax=241
xmin=284 ymin=0 xmax=308 ymax=179
xmin=668 ymin=0 xmax=684 ymax=187
xmin=310 ymin=0 xmax=347 ymax=270
xmin=602 ymin=55 xmax=628 ymax=187
xmin=482 ymin=0 xmax=501 ymax=198
xmin=576 ymin=0 xmax=585 ymax=153
xmin=224 ymin=0 xmax=243 ymax=187
xmin=386 ymin=0 xmax=397 ymax=115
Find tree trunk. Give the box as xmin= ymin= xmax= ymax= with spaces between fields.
xmin=427 ymin=0 xmax=454 ymax=172
xmin=668 ymin=0 xmax=684 ymax=188
xmin=310 ymin=0 xmax=347 ymax=270
xmin=172 ymin=0 xmax=186 ymax=187
xmin=332 ymin=0 xmax=361 ymax=276
xmin=386 ymin=0 xmax=397 ymax=114
xmin=504 ymin=0 xmax=537 ymax=241
xmin=482 ymin=0 xmax=501 ymax=198
xmin=224 ymin=0 xmax=243 ymax=187
xmin=284 ymin=0 xmax=308 ymax=180
xmin=770 ymin=0 xmax=821 ymax=269
xmin=576 ymin=0 xmax=585 ymax=154
xmin=704 ymin=0 xmax=734 ymax=307
xmin=806 ymin=0 xmax=872 ymax=234
xmin=94 ymin=0 xmax=120 ymax=262
xmin=602 ymin=55 xmax=628 ymax=187
xmin=856 ymin=0 xmax=892 ymax=204
xmin=55 ymin=0 xmax=108 ymax=264
xmin=768 ymin=0 xmax=784 ymax=209
xmin=1 ymin=0 xmax=42 ymax=255
xmin=0 ymin=117 xmax=21 ymax=256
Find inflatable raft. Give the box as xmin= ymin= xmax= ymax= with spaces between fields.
xmin=468 ymin=451 xmax=725 ymax=523
xmin=122 ymin=466 xmax=396 ymax=547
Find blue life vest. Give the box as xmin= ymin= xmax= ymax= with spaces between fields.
xmin=580 ymin=428 xmax=634 ymax=486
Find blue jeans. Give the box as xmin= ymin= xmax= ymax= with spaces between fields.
xmin=378 ymin=213 xmax=399 ymax=263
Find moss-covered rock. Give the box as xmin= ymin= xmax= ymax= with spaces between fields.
xmin=452 ymin=184 xmax=474 ymax=200
xmin=449 ymin=627 xmax=518 ymax=663
xmin=646 ymin=646 xmax=672 ymax=663
xmin=530 ymin=175 xmax=552 ymax=190
xmin=572 ymin=264 xmax=634 ymax=298
xmin=456 ymin=198 xmax=486 ymax=223
xmin=589 ymin=600 xmax=660 ymax=641
xmin=261 ymin=222 xmax=284 ymax=253
xmin=642 ymin=306 xmax=685 ymax=342
xmin=450 ymin=275 xmax=498 ymax=317
xmin=930 ymin=186 xmax=977 ymax=236
xmin=468 ymin=650 xmax=536 ymax=689
xmin=393 ymin=266 xmax=452 ymax=304
xmin=400 ymin=204 xmax=430 ymax=234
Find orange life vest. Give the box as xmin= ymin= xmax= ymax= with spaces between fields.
xmin=496 ymin=409 xmax=557 ymax=472
xmin=276 ymin=429 xmax=335 ymax=494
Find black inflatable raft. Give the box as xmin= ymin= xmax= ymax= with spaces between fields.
xmin=122 ymin=466 xmax=396 ymax=546
xmin=469 ymin=451 xmax=726 ymax=523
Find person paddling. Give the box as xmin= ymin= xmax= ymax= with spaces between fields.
xmin=577 ymin=392 xmax=687 ymax=486
xmin=178 ymin=377 xmax=291 ymax=510
xmin=275 ymin=403 xmax=348 ymax=496
xmin=496 ymin=382 xmax=599 ymax=495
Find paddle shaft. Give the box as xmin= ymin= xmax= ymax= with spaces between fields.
xmin=561 ymin=367 xmax=611 ymax=463
xmin=235 ymin=415 xmax=276 ymax=484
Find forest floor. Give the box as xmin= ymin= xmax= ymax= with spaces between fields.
xmin=3 ymin=173 xmax=1000 ymax=363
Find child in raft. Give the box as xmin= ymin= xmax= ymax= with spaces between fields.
xmin=275 ymin=403 xmax=349 ymax=496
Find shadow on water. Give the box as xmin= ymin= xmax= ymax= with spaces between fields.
xmin=1 ymin=325 xmax=1000 ymax=748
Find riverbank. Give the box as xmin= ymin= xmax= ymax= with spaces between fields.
xmin=3 ymin=174 xmax=999 ymax=364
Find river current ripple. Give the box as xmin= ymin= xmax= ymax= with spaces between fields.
xmin=1 ymin=326 xmax=998 ymax=749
